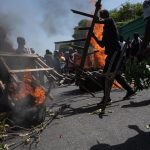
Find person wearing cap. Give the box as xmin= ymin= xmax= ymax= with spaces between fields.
xmin=92 ymin=8 xmax=135 ymax=105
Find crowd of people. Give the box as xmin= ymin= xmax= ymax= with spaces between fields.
xmin=0 ymin=27 xmax=35 ymax=54
xmin=44 ymin=47 xmax=81 ymax=74
xmin=0 ymin=0 xmax=149 ymax=105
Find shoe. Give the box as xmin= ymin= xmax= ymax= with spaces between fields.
xmin=123 ymin=90 xmax=136 ymax=100
xmin=97 ymin=97 xmax=112 ymax=106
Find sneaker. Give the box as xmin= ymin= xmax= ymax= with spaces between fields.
xmin=97 ymin=97 xmax=112 ymax=106
xmin=123 ymin=90 xmax=136 ymax=100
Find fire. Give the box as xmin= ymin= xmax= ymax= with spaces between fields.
xmin=90 ymin=25 xmax=121 ymax=88
xmin=9 ymin=72 xmax=46 ymax=105
xmin=34 ymin=87 xmax=46 ymax=105
xmin=90 ymin=24 xmax=106 ymax=69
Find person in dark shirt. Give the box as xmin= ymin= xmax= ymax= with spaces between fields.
xmin=92 ymin=9 xmax=135 ymax=105
xmin=137 ymin=0 xmax=150 ymax=59
xmin=44 ymin=49 xmax=54 ymax=67
xmin=98 ymin=11 xmax=121 ymax=56
xmin=143 ymin=0 xmax=150 ymax=48
xmin=131 ymin=33 xmax=142 ymax=57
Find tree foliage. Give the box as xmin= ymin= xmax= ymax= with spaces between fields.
xmin=72 ymin=19 xmax=91 ymax=47
xmin=72 ymin=19 xmax=91 ymax=39
xmin=110 ymin=2 xmax=143 ymax=27
xmin=125 ymin=58 xmax=150 ymax=91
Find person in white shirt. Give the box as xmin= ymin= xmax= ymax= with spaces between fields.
xmin=119 ymin=36 xmax=126 ymax=50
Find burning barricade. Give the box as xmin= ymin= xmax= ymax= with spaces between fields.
xmin=0 ymin=52 xmax=61 ymax=128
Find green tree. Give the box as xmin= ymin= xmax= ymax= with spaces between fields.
xmin=110 ymin=2 xmax=143 ymax=27
xmin=72 ymin=19 xmax=91 ymax=47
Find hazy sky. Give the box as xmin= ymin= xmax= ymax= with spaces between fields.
xmin=0 ymin=0 xmax=143 ymax=55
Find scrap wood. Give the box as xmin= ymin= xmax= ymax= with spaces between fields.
xmin=71 ymin=9 xmax=94 ymax=18
xmin=0 ymin=105 xmax=68 ymax=150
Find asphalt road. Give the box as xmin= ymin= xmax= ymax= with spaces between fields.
xmin=17 ymin=85 xmax=150 ymax=150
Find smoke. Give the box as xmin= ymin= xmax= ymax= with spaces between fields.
xmin=0 ymin=11 xmax=23 ymax=51
xmin=40 ymin=0 xmax=92 ymax=36
xmin=0 ymin=0 xmax=25 ymax=51
xmin=0 ymin=0 xmax=93 ymax=54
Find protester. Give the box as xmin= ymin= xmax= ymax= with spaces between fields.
xmin=137 ymin=0 xmax=150 ymax=59
xmin=119 ymin=36 xmax=126 ymax=50
xmin=142 ymin=0 xmax=150 ymax=49
xmin=53 ymin=50 xmax=61 ymax=73
xmin=68 ymin=50 xmax=75 ymax=73
xmin=72 ymin=49 xmax=81 ymax=68
xmin=59 ymin=52 xmax=66 ymax=73
xmin=16 ymin=37 xmax=31 ymax=54
xmin=64 ymin=51 xmax=70 ymax=73
xmin=44 ymin=49 xmax=54 ymax=68
xmin=30 ymin=48 xmax=35 ymax=54
xmin=131 ymin=33 xmax=142 ymax=57
xmin=92 ymin=7 xmax=135 ymax=105
xmin=125 ymin=37 xmax=132 ymax=59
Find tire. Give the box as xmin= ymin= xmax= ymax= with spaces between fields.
xmin=9 ymin=104 xmax=46 ymax=128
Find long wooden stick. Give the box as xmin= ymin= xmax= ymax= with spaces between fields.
xmin=0 ymin=52 xmax=38 ymax=58
xmin=71 ymin=9 xmax=94 ymax=18
xmin=10 ymin=68 xmax=53 ymax=73
xmin=55 ymin=38 xmax=86 ymax=44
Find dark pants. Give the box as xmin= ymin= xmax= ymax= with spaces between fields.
xmin=103 ymin=52 xmax=133 ymax=97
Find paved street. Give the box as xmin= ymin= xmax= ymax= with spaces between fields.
xmin=18 ymin=85 xmax=150 ymax=150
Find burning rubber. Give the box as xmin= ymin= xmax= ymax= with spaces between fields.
xmin=0 ymin=52 xmax=63 ymax=128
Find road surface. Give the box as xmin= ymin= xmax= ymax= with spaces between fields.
xmin=16 ymin=85 xmax=150 ymax=150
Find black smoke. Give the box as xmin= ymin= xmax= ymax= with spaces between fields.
xmin=40 ymin=0 xmax=92 ymax=36
xmin=0 ymin=0 xmax=93 ymax=53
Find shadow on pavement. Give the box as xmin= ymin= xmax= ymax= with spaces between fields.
xmin=61 ymin=103 xmax=114 ymax=117
xmin=61 ymin=89 xmax=87 ymax=96
xmin=121 ymin=99 xmax=150 ymax=108
xmin=90 ymin=125 xmax=150 ymax=150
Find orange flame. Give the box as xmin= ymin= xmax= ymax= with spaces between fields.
xmin=10 ymin=72 xmax=46 ymax=105
xmin=90 ymin=23 xmax=121 ymax=88
xmin=34 ymin=87 xmax=46 ymax=105
xmin=90 ymin=24 xmax=106 ymax=69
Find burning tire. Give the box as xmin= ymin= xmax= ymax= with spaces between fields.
xmin=0 ymin=52 xmax=52 ymax=128
xmin=9 ymin=103 xmax=46 ymax=128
